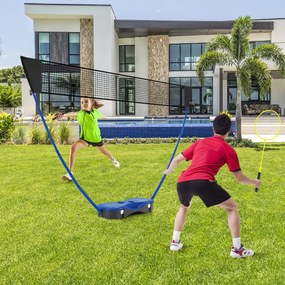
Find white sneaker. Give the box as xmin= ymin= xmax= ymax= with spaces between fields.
xmin=230 ymin=244 xmax=254 ymax=258
xmin=111 ymin=158 xmax=120 ymax=168
xmin=170 ymin=240 xmax=183 ymax=251
xmin=62 ymin=172 xmax=73 ymax=181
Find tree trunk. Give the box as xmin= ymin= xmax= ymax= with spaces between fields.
xmin=235 ymin=73 xmax=242 ymax=142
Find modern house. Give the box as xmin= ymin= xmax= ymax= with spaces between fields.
xmin=22 ymin=3 xmax=285 ymax=117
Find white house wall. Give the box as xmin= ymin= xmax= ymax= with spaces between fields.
xmin=34 ymin=19 xmax=80 ymax=32
xmin=135 ymin=37 xmax=148 ymax=116
xmin=92 ymin=9 xmax=117 ymax=116
xmin=271 ymin=79 xmax=285 ymax=115
xmin=21 ymin=78 xmax=35 ymax=118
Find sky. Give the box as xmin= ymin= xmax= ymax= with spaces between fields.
xmin=0 ymin=0 xmax=284 ymax=68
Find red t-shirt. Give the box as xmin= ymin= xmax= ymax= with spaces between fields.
xmin=178 ymin=135 xmax=241 ymax=183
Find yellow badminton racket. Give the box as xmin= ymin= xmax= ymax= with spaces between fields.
xmin=254 ymin=109 xmax=282 ymax=192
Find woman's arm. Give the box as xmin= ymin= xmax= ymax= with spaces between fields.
xmin=62 ymin=112 xmax=78 ymax=119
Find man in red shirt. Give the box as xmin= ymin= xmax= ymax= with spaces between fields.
xmin=164 ymin=114 xmax=261 ymax=258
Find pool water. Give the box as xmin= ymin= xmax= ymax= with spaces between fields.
xmin=98 ymin=118 xmax=211 ymax=126
xmin=98 ymin=118 xmax=218 ymax=139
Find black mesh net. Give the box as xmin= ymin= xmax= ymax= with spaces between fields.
xmin=21 ymin=56 xmax=190 ymax=115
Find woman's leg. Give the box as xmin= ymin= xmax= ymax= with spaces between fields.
xmin=98 ymin=145 xmax=113 ymax=160
xmin=98 ymin=145 xmax=120 ymax=168
xmin=69 ymin=139 xmax=88 ymax=172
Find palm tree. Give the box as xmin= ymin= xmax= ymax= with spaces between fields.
xmin=196 ymin=16 xmax=285 ymax=141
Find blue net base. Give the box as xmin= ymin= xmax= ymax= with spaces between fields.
xmin=98 ymin=198 xmax=154 ymax=219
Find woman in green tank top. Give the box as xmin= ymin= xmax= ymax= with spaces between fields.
xmin=61 ymin=98 xmax=120 ymax=181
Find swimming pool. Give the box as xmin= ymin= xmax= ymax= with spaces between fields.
xmin=99 ymin=118 xmax=212 ymax=125
xmin=98 ymin=118 xmax=220 ymax=139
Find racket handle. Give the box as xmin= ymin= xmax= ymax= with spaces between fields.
xmin=255 ymin=172 xmax=261 ymax=192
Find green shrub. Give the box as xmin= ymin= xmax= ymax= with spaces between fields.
xmin=59 ymin=123 xmax=71 ymax=144
xmin=11 ymin=125 xmax=32 ymax=145
xmin=43 ymin=122 xmax=57 ymax=144
xmin=0 ymin=112 xmax=15 ymax=143
xmin=103 ymin=136 xmax=256 ymax=148
xmin=31 ymin=127 xmax=42 ymax=144
xmin=225 ymin=137 xmax=258 ymax=148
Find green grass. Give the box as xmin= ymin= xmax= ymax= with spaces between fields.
xmin=0 ymin=143 xmax=284 ymax=284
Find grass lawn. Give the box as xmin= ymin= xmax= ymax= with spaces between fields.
xmin=0 ymin=143 xmax=284 ymax=284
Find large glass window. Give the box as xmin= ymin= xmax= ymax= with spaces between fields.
xmin=227 ymin=72 xmax=271 ymax=114
xmin=249 ymin=40 xmax=271 ymax=50
xmin=39 ymin=33 xmax=50 ymax=61
xmin=119 ymin=45 xmax=135 ymax=72
xmin=41 ymin=72 xmax=80 ymax=114
xmin=69 ymin=33 xmax=80 ymax=65
xmin=169 ymin=77 xmax=213 ymax=115
xmin=119 ymin=78 xmax=135 ymax=115
xmin=169 ymin=43 xmax=208 ymax=71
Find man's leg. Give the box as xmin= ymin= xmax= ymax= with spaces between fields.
xmin=218 ymin=198 xmax=240 ymax=238
xmin=170 ymin=202 xmax=192 ymax=251
xmin=218 ymin=198 xmax=254 ymax=258
xmin=174 ymin=203 xmax=192 ymax=232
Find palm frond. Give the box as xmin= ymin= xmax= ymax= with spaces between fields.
xmin=196 ymin=51 xmax=229 ymax=85
xmin=239 ymin=68 xmax=251 ymax=98
xmin=231 ymin=16 xmax=252 ymax=61
xmin=252 ymin=43 xmax=285 ymax=75
xmin=243 ymin=58 xmax=271 ymax=98
xmin=207 ymin=35 xmax=232 ymax=53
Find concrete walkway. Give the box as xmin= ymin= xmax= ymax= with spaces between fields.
xmin=241 ymin=116 xmax=285 ymax=142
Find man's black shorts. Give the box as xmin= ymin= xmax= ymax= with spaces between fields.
xmin=177 ymin=180 xmax=231 ymax=207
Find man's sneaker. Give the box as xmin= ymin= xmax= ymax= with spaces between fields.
xmin=230 ymin=244 xmax=254 ymax=258
xmin=111 ymin=158 xmax=120 ymax=168
xmin=62 ymin=173 xmax=73 ymax=181
xmin=170 ymin=240 xmax=183 ymax=251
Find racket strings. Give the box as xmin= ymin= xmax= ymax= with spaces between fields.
xmin=254 ymin=110 xmax=282 ymax=141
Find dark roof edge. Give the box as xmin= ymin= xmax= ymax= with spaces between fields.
xmin=115 ymin=20 xmax=274 ymax=30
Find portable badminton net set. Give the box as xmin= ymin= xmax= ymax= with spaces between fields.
xmin=21 ymin=56 xmax=193 ymax=219
xmin=253 ymin=110 xmax=282 ymax=192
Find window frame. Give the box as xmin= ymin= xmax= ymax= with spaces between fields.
xmin=169 ymin=43 xmax=208 ymax=71
xmin=68 ymin=32 xmax=80 ymax=66
xmin=119 ymin=45 xmax=135 ymax=72
xmin=38 ymin=32 xmax=50 ymax=61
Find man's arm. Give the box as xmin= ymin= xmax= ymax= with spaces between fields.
xmin=164 ymin=153 xmax=186 ymax=175
xmin=233 ymin=170 xmax=261 ymax=188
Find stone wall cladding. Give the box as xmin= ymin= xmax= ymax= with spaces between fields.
xmin=148 ymin=35 xmax=169 ymax=116
xmin=80 ymin=19 xmax=94 ymax=97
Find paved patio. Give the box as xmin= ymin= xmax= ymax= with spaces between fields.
xmin=241 ymin=116 xmax=285 ymax=142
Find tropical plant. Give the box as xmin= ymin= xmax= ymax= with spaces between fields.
xmin=196 ymin=16 xmax=285 ymax=141
xmin=0 ymin=66 xmax=25 ymax=85
xmin=0 ymin=85 xmax=22 ymax=110
xmin=0 ymin=112 xmax=15 ymax=143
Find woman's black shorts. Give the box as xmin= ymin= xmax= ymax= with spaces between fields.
xmin=82 ymin=139 xmax=103 ymax=147
xmin=177 ymin=180 xmax=231 ymax=207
